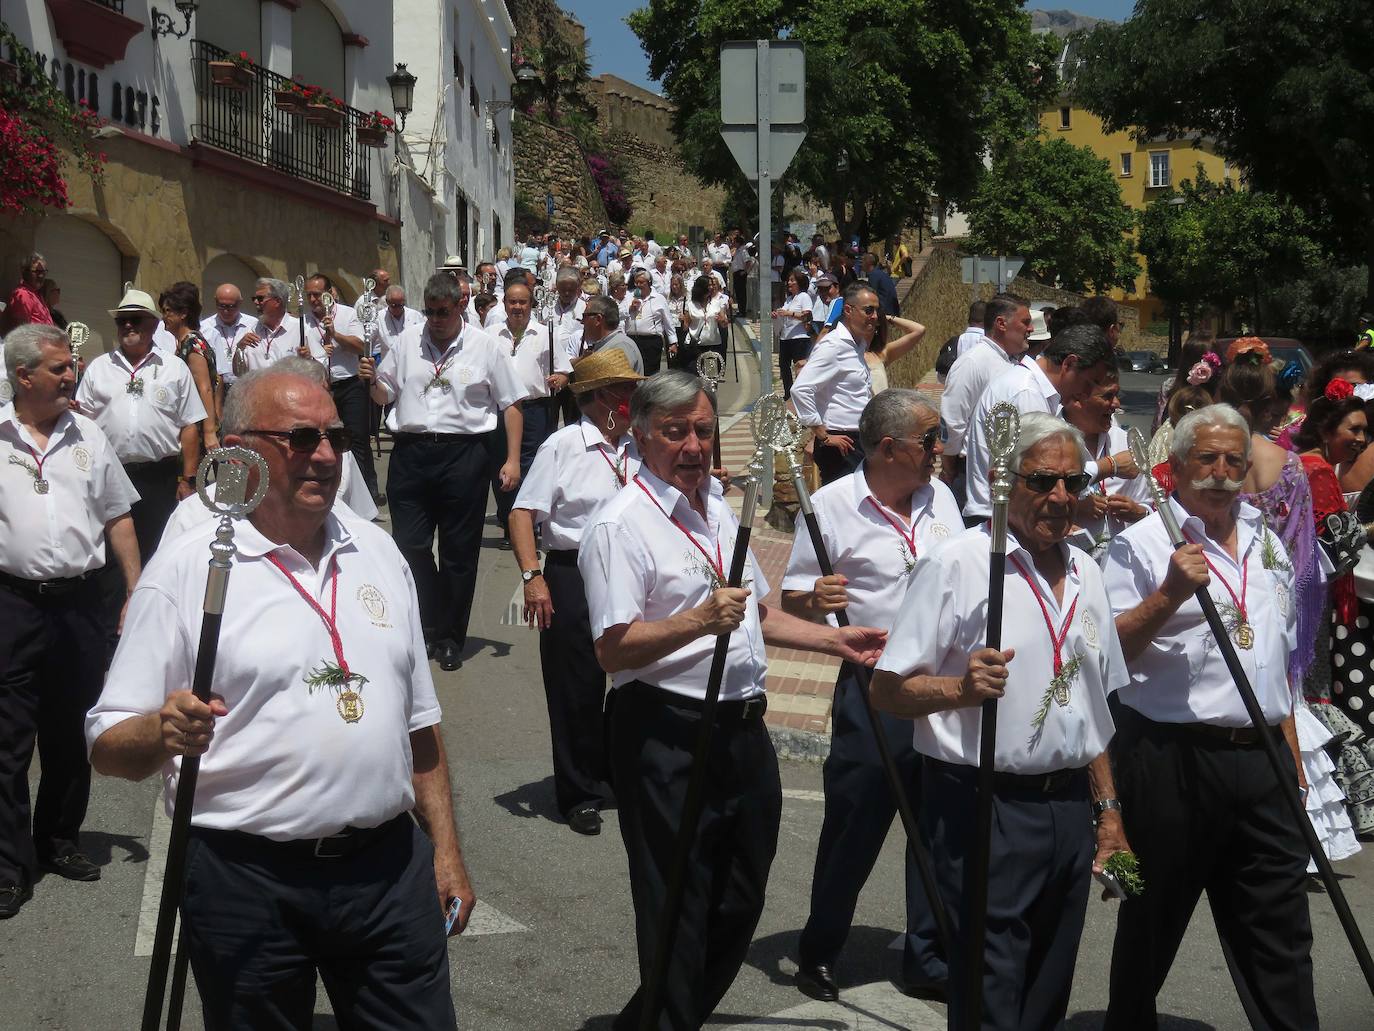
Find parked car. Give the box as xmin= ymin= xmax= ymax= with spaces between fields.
xmin=1213 ymin=337 xmax=1315 ymax=378
xmin=1122 ymin=350 xmax=1166 ymax=374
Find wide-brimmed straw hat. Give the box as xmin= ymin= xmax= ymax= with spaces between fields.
xmin=571 ymin=347 xmax=646 ymax=394
xmin=107 ymin=288 xmax=159 ymax=320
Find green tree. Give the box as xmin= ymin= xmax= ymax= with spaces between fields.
xmin=965 ymin=136 xmax=1137 ymax=293
xmin=1072 ymin=0 xmax=1374 ymax=308
xmin=627 ymin=0 xmax=1059 ymax=244
xmin=513 ymin=30 xmax=594 ymax=125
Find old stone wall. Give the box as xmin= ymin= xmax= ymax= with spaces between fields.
xmin=512 ymin=117 xmax=609 ymax=238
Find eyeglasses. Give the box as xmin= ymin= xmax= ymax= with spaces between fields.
xmin=1014 ymin=470 xmax=1092 ymax=494
xmin=305 ymin=290 xmax=325 ymax=300
xmin=895 ymin=428 xmax=940 ymax=452
xmin=423 ymin=307 xmax=454 ymax=319
xmin=850 ymin=304 xmax=880 ymax=315
xmin=245 ymin=427 xmax=352 ymax=453
xmin=251 ymin=295 xmax=270 ymax=304
xmin=216 ymin=301 xmax=240 ymax=309
xmin=114 ymin=315 xmax=148 ymax=327
xmin=387 ymin=301 xmax=406 ymax=308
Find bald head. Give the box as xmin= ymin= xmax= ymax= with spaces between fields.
xmin=213 ymin=284 xmax=243 ymax=321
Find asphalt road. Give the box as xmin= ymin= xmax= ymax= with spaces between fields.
xmin=4 ymin=366 xmax=1373 ymax=1029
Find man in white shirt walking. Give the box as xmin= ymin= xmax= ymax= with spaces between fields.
xmin=199 ymin=284 xmax=255 ymax=396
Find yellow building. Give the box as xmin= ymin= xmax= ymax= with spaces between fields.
xmin=1037 ymin=103 xmax=1232 ymax=329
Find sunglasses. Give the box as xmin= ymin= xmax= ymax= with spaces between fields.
xmin=896 ymin=428 xmax=940 ymax=452
xmin=216 ymin=301 xmax=240 ymax=309
xmin=1014 ymin=470 xmax=1092 ymax=494
xmin=423 ymin=307 xmax=455 ymax=318
xmin=246 ymin=426 xmax=352 ymax=453
xmin=387 ymin=301 xmax=406 ymax=308
xmin=251 ymin=295 xmax=270 ymax=304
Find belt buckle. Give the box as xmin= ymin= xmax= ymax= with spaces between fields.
xmin=313 ymin=833 xmax=348 ymax=858
xmin=741 ymin=696 xmax=765 ymax=721
xmin=35 ymin=580 xmax=55 ymax=596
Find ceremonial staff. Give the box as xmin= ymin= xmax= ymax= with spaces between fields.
xmin=354 ymin=279 xmax=381 ymax=459
xmin=963 ymin=402 xmax=1020 ymax=1031
xmin=695 ymin=350 xmax=725 ymax=470
xmin=141 ymin=448 xmax=270 ymax=1031
xmin=765 ymin=394 xmax=952 ymax=956
xmin=534 ymin=283 xmax=557 ymax=419
xmin=638 ymin=418 xmax=768 ymax=1031
xmin=294 ymin=275 xmax=307 ymax=358
xmin=67 ymin=321 xmax=90 ymax=388
xmin=1126 ymin=427 xmax=1374 ymax=998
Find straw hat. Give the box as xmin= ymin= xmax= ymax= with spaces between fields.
xmin=571 ymin=347 xmax=646 ymax=394
xmin=107 ymin=288 xmax=159 ymax=320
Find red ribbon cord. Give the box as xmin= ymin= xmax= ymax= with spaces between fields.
xmin=24 ymin=444 xmax=47 ymax=482
xmin=126 ymin=352 xmax=155 ymax=387
xmin=1185 ymin=532 xmax=1248 ymax=625
xmin=264 ymin=554 xmax=351 ymax=678
xmin=633 ymin=475 xmax=724 ymax=583
xmin=1009 ymin=556 xmax=1079 ymax=677
xmin=598 ymin=446 xmax=627 ymax=487
xmin=863 ymin=495 xmax=918 ymax=557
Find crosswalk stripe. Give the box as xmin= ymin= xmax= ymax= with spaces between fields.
xmin=721 ymin=980 xmax=945 ymax=1029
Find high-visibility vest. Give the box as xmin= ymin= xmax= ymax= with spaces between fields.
xmin=1358 ymin=328 xmax=1374 ymax=349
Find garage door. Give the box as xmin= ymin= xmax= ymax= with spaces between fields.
xmin=201 ymin=253 xmax=261 ymax=308
xmin=35 ymin=216 xmax=124 ymax=357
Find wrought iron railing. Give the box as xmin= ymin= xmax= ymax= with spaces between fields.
xmin=190 ymin=40 xmax=372 ymax=202
xmin=90 ymin=0 xmax=125 ymax=10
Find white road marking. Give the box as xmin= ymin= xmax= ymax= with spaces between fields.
xmin=781 ymin=788 xmax=826 ymax=803
xmin=456 ymin=902 xmax=529 ymax=936
xmin=722 ymin=980 xmax=944 ymax=1029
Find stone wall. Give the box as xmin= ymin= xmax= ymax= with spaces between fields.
xmin=512 ymin=117 xmax=609 ymax=238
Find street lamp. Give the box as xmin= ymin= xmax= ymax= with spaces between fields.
xmin=150 ymin=0 xmax=198 ymax=39
xmin=386 ymin=62 xmax=417 ymax=131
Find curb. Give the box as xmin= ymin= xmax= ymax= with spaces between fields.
xmin=768 ymin=724 xmax=830 ymax=764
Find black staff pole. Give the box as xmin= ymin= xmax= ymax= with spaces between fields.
xmin=772 ymin=405 xmax=953 ymax=957
xmin=963 ymin=403 xmax=1020 ymax=1031
xmin=1126 ymin=428 xmax=1374 ymax=998
xmin=637 ymin=447 xmax=765 ymax=1031
xmin=142 ymin=448 xmax=269 ymax=1031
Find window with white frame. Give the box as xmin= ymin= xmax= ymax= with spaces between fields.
xmin=1148 ymin=151 xmax=1170 ymax=188
xmin=1120 ymin=152 xmax=1132 ymax=177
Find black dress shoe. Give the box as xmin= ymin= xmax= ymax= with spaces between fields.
xmin=795 ymin=962 xmax=838 ymax=1002
xmin=0 ymin=883 xmax=33 ymax=918
xmin=567 ymin=806 xmax=602 ymax=836
xmin=42 ymin=853 xmax=101 ymax=882
xmin=434 ymin=640 xmax=462 ymax=672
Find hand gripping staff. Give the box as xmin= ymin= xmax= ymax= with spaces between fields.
xmin=963 ymin=402 xmax=1020 ymax=1031
xmin=764 ymin=393 xmax=953 ymax=957
xmin=1125 ymin=426 xmax=1374 ymax=999
xmin=141 ymin=447 xmax=270 ymax=1031
xmin=637 ymin=415 xmax=768 ymax=1031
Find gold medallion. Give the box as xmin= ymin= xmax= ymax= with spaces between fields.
xmin=336 ymin=689 xmax=364 ymax=723
xmin=1235 ymin=623 xmax=1254 ymax=650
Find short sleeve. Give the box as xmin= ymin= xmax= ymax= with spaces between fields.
xmin=176 ymin=368 xmax=209 ymax=427
xmin=579 ymin=520 xmax=651 ymax=639
xmin=93 ymin=442 xmax=139 ymax=520
xmin=1102 ymin=534 xmax=1151 ymax=617
xmin=489 ymin=345 xmax=530 ymax=408
xmin=375 ymin=348 xmax=400 ymax=401
xmin=874 ymin=550 xmax=957 ymax=677
xmin=400 ymin=559 xmax=441 ymax=731
xmin=513 ymin=435 xmax=559 ymax=520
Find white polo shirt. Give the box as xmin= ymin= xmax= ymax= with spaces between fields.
xmin=1069 ymin=419 xmax=1153 ymax=556
xmin=789 ymin=322 xmax=873 ymax=431
xmin=236 ymin=315 xmax=303 ymax=374
xmin=86 ymin=512 xmax=441 ymax=841
xmin=623 ymin=291 xmax=675 ymax=347
xmin=301 ymin=304 xmax=364 ymax=380
xmin=580 ymin=466 xmax=769 ymax=701
xmin=782 ymin=466 xmax=962 ymax=631
xmin=551 ymin=297 xmax=586 ymax=361
xmin=963 ymin=359 xmax=1061 ymax=520
xmin=955 ymin=326 xmax=991 ymax=358
xmin=494 ymin=320 xmax=573 ymax=400
xmin=374 ymin=307 xmax=421 ymax=358
xmin=939 ymin=337 xmax=1022 ymax=457
xmin=0 ymin=405 xmax=139 ymax=579
xmin=373 ymin=322 xmax=528 ymax=435
xmin=199 ymin=312 xmax=255 ymax=384
xmin=514 ymin=419 xmax=641 ymax=550
xmin=1103 ymin=496 xmax=1295 ymax=727
xmin=779 ymin=291 xmax=812 ymax=340
xmin=76 ymin=347 xmax=207 ymax=464
xmin=876 ymin=526 xmax=1127 ymax=774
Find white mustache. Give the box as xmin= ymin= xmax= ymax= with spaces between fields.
xmin=1190 ymin=476 xmax=1244 ymax=492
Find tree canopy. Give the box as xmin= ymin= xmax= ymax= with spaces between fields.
xmin=1071 ymin=0 xmax=1374 ymax=306
xmin=965 ymin=136 xmax=1137 ymax=294
xmin=627 ymin=0 xmax=1059 ymax=243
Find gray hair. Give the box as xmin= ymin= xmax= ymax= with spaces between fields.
xmin=221 ymin=357 xmax=333 ymax=437
xmin=423 ymin=272 xmax=464 ymax=306
xmin=1008 ymin=411 xmax=1090 ymax=473
xmin=859 ymin=388 xmax=937 ymax=453
xmin=584 ymin=294 xmax=620 ymax=329
xmin=555 ymin=266 xmax=581 ymax=287
xmin=384 ymin=285 xmax=406 ymax=303
xmin=4 ymin=323 xmax=69 ymax=381
xmin=22 ymin=252 xmax=45 ymax=273
xmin=1170 ymin=403 xmax=1253 ymax=462
xmin=630 ymin=369 xmax=715 ymax=434
xmin=256 ymin=277 xmax=288 ymax=304
xmin=607 ymin=272 xmax=626 ymax=292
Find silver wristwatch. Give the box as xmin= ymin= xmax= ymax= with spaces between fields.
xmin=1092 ymin=798 xmax=1123 ymax=820
xmin=521 ymin=569 xmax=543 ymax=584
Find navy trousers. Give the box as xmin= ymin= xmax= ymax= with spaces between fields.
xmin=490 ymin=400 xmax=553 ymax=529
xmin=798 ymin=669 xmax=943 ymax=983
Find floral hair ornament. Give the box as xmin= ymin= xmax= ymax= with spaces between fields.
xmin=1202 ymin=351 xmax=1222 ymax=369
xmin=1225 ymin=337 xmax=1271 ymax=365
xmin=1187 ymin=360 xmax=1215 ymax=386
xmin=1325 ymin=378 xmax=1356 ymax=402
xmin=1278 ymin=360 xmax=1304 ymax=391
xmin=1353 ymin=383 xmax=1374 ymax=402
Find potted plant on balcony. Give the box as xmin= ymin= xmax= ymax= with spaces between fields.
xmin=305 ymin=90 xmax=345 ymax=129
xmin=208 ymin=51 xmax=254 ymax=90
xmin=356 ymin=111 xmax=393 ymax=148
xmin=274 ymin=78 xmax=310 ymax=115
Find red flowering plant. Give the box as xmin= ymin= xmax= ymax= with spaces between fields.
xmin=361 ymin=111 xmax=395 ymax=131
xmin=229 ymin=50 xmax=254 ymax=71
xmin=0 ymin=26 xmax=106 ymax=215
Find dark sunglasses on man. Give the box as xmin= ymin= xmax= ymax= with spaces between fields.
xmin=1013 ymin=470 xmax=1092 ymax=494
xmin=246 ymin=427 xmax=353 ymax=453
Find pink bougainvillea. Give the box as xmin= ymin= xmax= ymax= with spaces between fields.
xmin=586 ymin=152 xmax=631 ymax=225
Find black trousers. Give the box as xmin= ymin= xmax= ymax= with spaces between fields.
xmin=124 ymin=455 xmax=181 ymax=562
xmin=490 ymin=400 xmax=553 ymax=529
xmin=0 ymin=576 xmax=108 ymax=887
xmin=182 ymin=815 xmax=456 ymax=1030
xmin=609 ymin=684 xmax=782 ymax=1031
xmin=778 ymin=335 xmax=813 ymax=398
xmin=332 ymin=375 xmax=379 ymax=497
xmin=732 ymin=270 xmax=748 ymax=305
xmin=629 ymin=333 xmax=664 ymax=375
xmin=813 ymin=431 xmax=865 ymax=485
xmin=539 ymin=551 xmax=612 ymax=816
xmin=799 ymin=670 xmax=941 ymax=981
xmin=1104 ymin=707 xmax=1316 ymax=1031
xmin=923 ymin=758 xmax=1093 ymax=1031
xmin=387 ymin=434 xmax=488 ymax=648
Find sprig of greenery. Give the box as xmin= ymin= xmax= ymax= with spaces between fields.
xmin=1105 ymin=851 xmax=1144 ymax=897
xmin=303 ymin=661 xmax=368 ymax=694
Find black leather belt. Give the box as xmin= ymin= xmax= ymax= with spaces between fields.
xmin=931 ymin=757 xmax=1084 ymax=795
xmin=0 ymin=568 xmax=101 ymax=598
xmin=626 ymin=680 xmax=768 ymax=723
xmin=191 ymin=813 xmax=407 ymax=861
xmin=1177 ymin=721 xmax=1280 ymax=745
xmin=545 ymin=548 xmax=579 ymax=566
xmin=394 ymin=431 xmax=480 ymax=444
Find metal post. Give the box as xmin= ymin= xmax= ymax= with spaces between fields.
xmin=756 ymin=40 xmax=774 ymax=509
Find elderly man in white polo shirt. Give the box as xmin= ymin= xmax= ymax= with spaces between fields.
xmin=86 ymin=361 xmax=472 ymax=1028
xmin=0 ymin=323 xmax=140 ymax=919
xmin=199 ymin=284 xmax=255 ymax=395
xmin=872 ymin=411 xmax=1130 ymax=1031
xmin=236 ymin=278 xmax=313 ymax=375
xmin=790 ymin=282 xmax=879 ymax=484
xmin=579 ymin=369 xmax=886 ymax=1030
xmin=782 ymin=389 xmax=961 ymax=1002
xmin=1101 ymin=403 xmax=1315 ymax=1030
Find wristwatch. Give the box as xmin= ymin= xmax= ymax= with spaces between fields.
xmin=521 ymin=569 xmax=543 ymax=584
xmin=1092 ymin=798 xmax=1123 ymax=820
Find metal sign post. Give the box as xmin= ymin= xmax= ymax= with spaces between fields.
xmin=960 ymin=255 xmax=1025 ymax=293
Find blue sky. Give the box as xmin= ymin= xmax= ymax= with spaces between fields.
xmin=560 ymin=1 xmax=1140 ymax=94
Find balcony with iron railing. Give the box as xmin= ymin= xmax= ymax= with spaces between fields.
xmin=190 ymin=40 xmax=373 ymax=203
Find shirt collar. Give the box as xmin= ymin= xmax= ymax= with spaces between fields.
xmin=1000 ymin=526 xmax=1081 ymax=591
xmin=634 ymin=463 xmax=722 ymax=521
xmin=827 ymin=321 xmax=865 ymax=357
xmin=0 ymin=405 xmax=80 ymax=452
xmin=854 ymin=463 xmax=934 ymax=524
xmin=1027 ymin=357 xmax=1060 ymax=408
xmin=111 ymin=347 xmax=164 ymax=372
xmin=577 ymin=416 xmax=629 ymax=454
xmin=234 ymin=509 xmax=356 ymax=565
xmin=1168 ymin=493 xmax=1262 ymax=561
